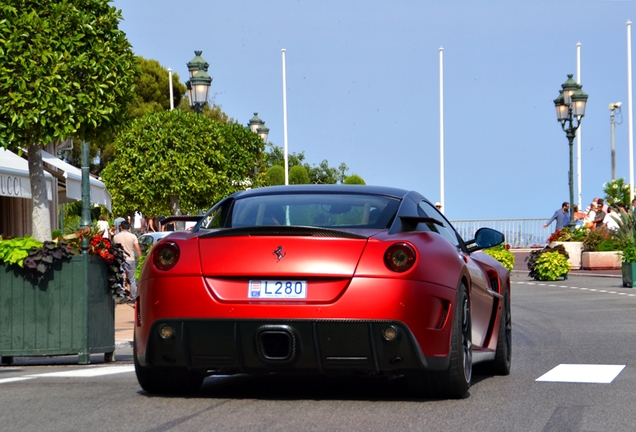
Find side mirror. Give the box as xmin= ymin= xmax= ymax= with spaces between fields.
xmin=468 ymin=227 xmax=504 ymax=252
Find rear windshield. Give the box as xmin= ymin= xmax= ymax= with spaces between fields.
xmin=227 ymin=193 xmax=400 ymax=229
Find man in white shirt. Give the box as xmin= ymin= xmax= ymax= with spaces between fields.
xmin=113 ymin=221 xmax=142 ymax=300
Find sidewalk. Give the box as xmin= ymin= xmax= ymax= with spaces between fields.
xmin=115 ymin=303 xmax=135 ymax=347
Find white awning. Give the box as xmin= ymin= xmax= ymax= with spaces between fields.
xmin=40 ymin=150 xmax=112 ymax=211
xmin=0 ymin=148 xmax=53 ymax=200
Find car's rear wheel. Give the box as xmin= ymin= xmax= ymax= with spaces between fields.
xmin=134 ymin=345 xmax=204 ymax=395
xmin=410 ymin=283 xmax=472 ymax=399
xmin=485 ymin=291 xmax=512 ymax=375
xmin=430 ymin=283 xmax=472 ymax=398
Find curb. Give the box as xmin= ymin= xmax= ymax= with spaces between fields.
xmin=115 ymin=340 xmax=133 ymax=348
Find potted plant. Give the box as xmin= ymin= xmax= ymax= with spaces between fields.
xmin=483 ymin=244 xmax=515 ymax=272
xmin=526 ymin=244 xmax=570 ymax=280
xmin=621 ymin=241 xmax=636 ymax=288
xmin=547 ymin=226 xmax=588 ymax=269
xmin=581 ymin=227 xmax=622 ymax=270
xmin=0 ymin=228 xmax=127 ymax=365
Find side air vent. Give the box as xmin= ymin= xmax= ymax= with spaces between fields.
xmin=490 ymin=277 xmax=500 ymax=293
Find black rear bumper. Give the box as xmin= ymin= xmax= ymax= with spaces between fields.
xmin=140 ymin=319 xmax=450 ymax=375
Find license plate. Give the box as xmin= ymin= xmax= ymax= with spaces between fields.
xmin=248 ymin=280 xmax=307 ymax=299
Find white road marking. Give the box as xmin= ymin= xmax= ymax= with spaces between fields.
xmin=0 ymin=365 xmax=135 ymax=384
xmin=31 ymin=365 xmax=135 ymax=378
xmin=0 ymin=377 xmax=35 ymax=384
xmin=536 ymin=364 xmax=625 ymax=384
xmin=514 ymin=281 xmax=636 ymax=298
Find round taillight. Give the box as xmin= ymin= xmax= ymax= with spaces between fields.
xmin=153 ymin=242 xmax=180 ymax=271
xmin=384 ymin=243 xmax=416 ymax=272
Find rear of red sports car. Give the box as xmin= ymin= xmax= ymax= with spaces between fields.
xmin=134 ymin=185 xmax=511 ymax=398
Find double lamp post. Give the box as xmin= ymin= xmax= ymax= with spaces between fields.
xmin=554 ymin=74 xmax=589 ymax=227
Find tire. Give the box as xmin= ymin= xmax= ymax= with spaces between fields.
xmin=486 ymin=291 xmax=512 ymax=375
xmin=134 ymin=345 xmax=204 ymax=395
xmin=429 ymin=283 xmax=472 ymax=399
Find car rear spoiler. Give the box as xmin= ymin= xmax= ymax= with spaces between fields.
xmin=160 ymin=215 xmax=205 ymax=225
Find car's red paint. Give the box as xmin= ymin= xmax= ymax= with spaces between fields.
xmin=133 ymin=185 xmax=511 ymax=398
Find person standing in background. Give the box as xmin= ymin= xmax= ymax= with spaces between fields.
xmin=113 ymin=221 xmax=142 ymax=300
xmin=543 ymin=202 xmax=570 ymax=231
xmin=113 ymin=214 xmax=126 ymax=235
xmin=96 ymin=214 xmax=110 ymax=239
xmin=133 ymin=211 xmax=143 ymax=236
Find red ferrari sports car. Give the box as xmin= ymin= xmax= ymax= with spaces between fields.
xmin=134 ymin=185 xmax=511 ymax=398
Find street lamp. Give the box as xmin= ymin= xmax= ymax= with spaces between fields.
xmin=185 ymin=51 xmax=212 ymax=114
xmin=609 ymin=102 xmax=622 ymax=180
xmin=248 ymin=112 xmax=270 ymax=143
xmin=554 ymin=74 xmax=589 ymax=227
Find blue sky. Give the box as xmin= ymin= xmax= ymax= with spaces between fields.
xmin=112 ymin=0 xmax=635 ymax=220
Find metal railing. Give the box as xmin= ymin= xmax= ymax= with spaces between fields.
xmin=450 ymin=218 xmax=548 ymax=249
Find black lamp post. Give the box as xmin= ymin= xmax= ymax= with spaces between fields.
xmin=554 ymin=74 xmax=589 ymax=227
xmin=185 ymin=51 xmax=212 ymax=114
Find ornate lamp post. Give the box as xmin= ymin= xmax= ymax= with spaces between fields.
xmin=248 ymin=112 xmax=270 ymax=143
xmin=185 ymin=51 xmax=212 ymax=114
xmin=554 ymin=74 xmax=589 ymax=227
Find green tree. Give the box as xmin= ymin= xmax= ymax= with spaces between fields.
xmin=0 ymin=1 xmax=138 ymax=241
xmin=64 ymin=56 xmax=188 ymax=172
xmin=343 ymin=174 xmax=366 ymax=185
xmin=289 ymin=165 xmax=310 ymax=184
xmin=177 ymin=93 xmax=235 ymax=124
xmin=265 ymin=165 xmax=285 ymax=186
xmin=100 ymin=110 xmax=263 ymax=217
xmin=263 ymin=145 xmax=349 ymax=184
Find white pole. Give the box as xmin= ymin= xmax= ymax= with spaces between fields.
xmin=168 ymin=68 xmax=174 ymax=110
xmin=439 ymin=47 xmax=445 ymax=213
xmin=281 ymin=49 xmax=289 ymax=186
xmin=576 ymin=43 xmax=582 ymax=210
xmin=628 ymin=21 xmax=634 ymax=203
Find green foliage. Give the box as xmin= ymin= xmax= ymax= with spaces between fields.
xmin=483 ymin=245 xmax=515 ymax=271
xmin=583 ymin=227 xmax=615 ymax=251
xmin=289 ymin=165 xmax=310 ymax=184
xmin=0 ymin=0 xmax=138 ymax=147
xmin=129 ymin=57 xmax=187 ymax=118
xmin=526 ymin=244 xmax=569 ymax=280
xmin=548 ymin=226 xmax=588 ymax=242
xmin=343 ymin=174 xmax=366 ymax=185
xmin=177 ymin=98 xmax=236 ymax=124
xmin=265 ymin=165 xmax=285 ymax=186
xmin=263 ymin=145 xmax=349 ymax=184
xmin=603 ymin=178 xmax=634 ymax=207
xmin=101 ymin=110 xmax=264 ymax=216
xmin=0 ymin=236 xmax=43 ymax=267
xmin=533 ymin=251 xmax=570 ymax=281
xmin=22 ymin=241 xmax=74 ymax=279
xmin=622 ymin=241 xmax=636 ymax=263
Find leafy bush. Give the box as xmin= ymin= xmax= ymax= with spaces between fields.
xmin=0 ymin=228 xmax=129 ymax=303
xmin=603 ymin=178 xmax=634 ymax=207
xmin=533 ymin=251 xmax=570 ymax=281
xmin=483 ymin=245 xmax=515 ymax=271
xmin=0 ymin=236 xmax=43 ymax=267
xmin=583 ymin=227 xmax=616 ymax=251
xmin=622 ymin=241 xmax=636 ymax=263
xmin=526 ymin=244 xmax=569 ymax=280
xmin=548 ymin=226 xmax=588 ymax=242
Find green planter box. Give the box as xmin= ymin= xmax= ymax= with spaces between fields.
xmin=0 ymin=255 xmax=115 ymax=364
xmin=622 ymin=262 xmax=636 ymax=288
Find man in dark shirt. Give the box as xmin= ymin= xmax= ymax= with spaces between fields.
xmin=543 ymin=202 xmax=570 ymax=231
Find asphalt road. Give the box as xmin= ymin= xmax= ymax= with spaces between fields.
xmin=0 ymin=272 xmax=635 ymax=431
